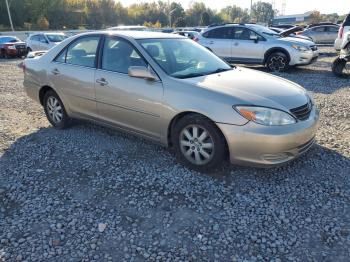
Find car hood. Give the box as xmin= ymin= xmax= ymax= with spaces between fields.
xmin=180 ymin=67 xmax=308 ymax=110
xmin=280 ymin=26 xmax=304 ymax=37
xmin=277 ymin=36 xmax=314 ymax=46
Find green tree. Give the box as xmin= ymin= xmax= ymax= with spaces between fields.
xmin=201 ymin=11 xmax=210 ymax=26
xmin=251 ymin=2 xmax=274 ymax=24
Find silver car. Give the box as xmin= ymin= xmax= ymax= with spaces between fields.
xmin=299 ymin=25 xmax=339 ymax=45
xmin=23 ymin=31 xmax=319 ymax=171
xmin=197 ymin=24 xmax=319 ymax=72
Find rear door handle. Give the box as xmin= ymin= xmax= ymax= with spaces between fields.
xmin=209 ymin=41 xmax=214 ymax=44
xmin=96 ymin=78 xmax=108 ymax=86
xmin=233 ymin=42 xmax=239 ymax=46
xmin=51 ymin=68 xmax=60 ymax=75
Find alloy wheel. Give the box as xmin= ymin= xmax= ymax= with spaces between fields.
xmin=268 ymin=55 xmax=287 ymax=72
xmin=179 ymin=124 xmax=215 ymax=165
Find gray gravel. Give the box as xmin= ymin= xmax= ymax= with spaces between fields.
xmin=0 ymin=47 xmax=350 ymax=261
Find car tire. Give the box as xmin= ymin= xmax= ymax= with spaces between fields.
xmin=266 ymin=52 xmax=289 ymax=72
xmin=43 ymin=90 xmax=71 ymax=129
xmin=172 ymin=114 xmax=227 ymax=172
xmin=332 ymin=57 xmax=347 ymax=77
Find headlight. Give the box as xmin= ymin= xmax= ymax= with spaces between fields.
xmin=7 ymin=45 xmax=16 ymax=50
xmin=234 ymin=106 xmax=296 ymax=126
xmin=291 ymin=44 xmax=310 ymax=52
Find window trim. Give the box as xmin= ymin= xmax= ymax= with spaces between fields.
xmin=52 ymin=34 xmax=102 ymax=69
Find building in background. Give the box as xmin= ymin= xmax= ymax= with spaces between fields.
xmin=273 ymin=11 xmax=313 ymax=25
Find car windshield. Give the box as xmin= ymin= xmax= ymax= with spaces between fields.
xmin=46 ymin=34 xmax=66 ymax=42
xmin=0 ymin=37 xmax=20 ymax=43
xmin=138 ymin=38 xmax=232 ymax=79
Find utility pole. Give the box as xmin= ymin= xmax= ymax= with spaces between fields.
xmin=250 ymin=0 xmax=253 ymax=16
xmin=5 ymin=0 xmax=15 ymax=31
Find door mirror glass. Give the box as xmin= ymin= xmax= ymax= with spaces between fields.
xmin=128 ymin=66 xmax=156 ymax=80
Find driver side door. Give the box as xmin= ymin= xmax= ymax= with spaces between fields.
xmin=231 ymin=27 xmax=265 ymax=64
xmin=95 ymin=37 xmax=163 ymax=140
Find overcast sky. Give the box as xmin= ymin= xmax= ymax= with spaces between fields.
xmin=119 ymin=0 xmax=348 ymax=16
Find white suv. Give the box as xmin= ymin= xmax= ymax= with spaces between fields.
xmin=26 ymin=33 xmax=67 ymax=52
xmin=197 ymin=24 xmax=319 ymax=72
xmin=334 ymin=13 xmax=350 ymax=51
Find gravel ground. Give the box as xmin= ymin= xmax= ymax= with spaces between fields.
xmin=0 ymin=47 xmax=349 ymax=261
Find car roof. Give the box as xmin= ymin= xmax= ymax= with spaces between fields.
xmin=95 ymin=30 xmax=185 ymax=39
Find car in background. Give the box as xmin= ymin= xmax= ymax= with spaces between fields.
xmin=305 ymin=22 xmax=338 ymax=29
xmin=173 ymin=31 xmax=200 ymax=40
xmin=298 ymin=25 xmax=339 ymax=44
xmin=26 ymin=33 xmax=67 ymax=52
xmin=0 ymin=36 xmax=27 ymax=58
xmin=197 ymin=23 xmax=318 ymax=72
xmin=271 ymin=24 xmax=296 ymax=30
xmin=107 ymin=26 xmax=148 ymax=31
xmin=23 ymin=31 xmax=319 ymax=171
xmin=269 ymin=26 xmax=312 ymax=41
xmin=335 ymin=13 xmax=350 ymax=51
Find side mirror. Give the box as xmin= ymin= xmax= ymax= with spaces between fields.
xmin=250 ymin=35 xmax=259 ymax=43
xmin=128 ymin=66 xmax=156 ymax=81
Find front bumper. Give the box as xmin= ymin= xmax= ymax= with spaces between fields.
xmin=6 ymin=48 xmax=28 ymax=57
xmin=217 ymin=107 xmax=319 ymax=167
xmin=290 ymin=50 xmax=319 ymax=66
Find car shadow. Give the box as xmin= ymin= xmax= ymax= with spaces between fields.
xmin=1 ymin=123 xmax=349 ymax=183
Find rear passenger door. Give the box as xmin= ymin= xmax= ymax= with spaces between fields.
xmin=201 ymin=27 xmax=234 ymax=60
xmin=325 ymin=26 xmax=339 ymax=43
xmin=310 ymin=27 xmax=326 ymax=43
xmin=231 ymin=27 xmax=265 ymax=63
xmin=49 ymin=35 xmax=101 ymax=118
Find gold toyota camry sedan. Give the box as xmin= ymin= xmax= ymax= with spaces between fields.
xmin=23 ymin=31 xmax=319 ymax=172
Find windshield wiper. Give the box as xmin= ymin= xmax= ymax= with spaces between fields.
xmin=207 ymin=68 xmax=233 ymax=75
xmin=175 ymin=73 xmax=206 ymax=79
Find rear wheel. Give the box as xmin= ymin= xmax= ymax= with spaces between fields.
xmin=172 ymin=114 xmax=227 ymax=172
xmin=266 ymin=52 xmax=289 ymax=72
xmin=43 ymin=90 xmax=70 ymax=129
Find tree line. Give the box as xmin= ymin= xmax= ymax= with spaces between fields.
xmin=0 ymin=0 xmax=345 ymax=31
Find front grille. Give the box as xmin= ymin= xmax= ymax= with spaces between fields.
xmin=15 ymin=45 xmax=26 ymax=49
xmin=290 ymin=102 xmax=312 ymax=121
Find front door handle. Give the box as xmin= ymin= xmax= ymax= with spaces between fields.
xmin=51 ymin=68 xmax=60 ymax=75
xmin=209 ymin=41 xmax=214 ymax=44
xmin=233 ymin=42 xmax=239 ymax=46
xmin=96 ymin=78 xmax=108 ymax=86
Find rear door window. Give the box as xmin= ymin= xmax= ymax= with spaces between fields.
xmin=312 ymin=27 xmax=326 ymax=32
xmin=65 ymin=36 xmax=100 ymax=68
xmin=203 ymin=27 xmax=234 ymax=39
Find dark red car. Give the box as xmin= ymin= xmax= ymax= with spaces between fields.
xmin=0 ymin=36 xmax=28 ymax=58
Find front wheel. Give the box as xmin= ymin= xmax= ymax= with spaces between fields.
xmin=43 ymin=90 xmax=70 ymax=129
xmin=266 ymin=52 xmax=289 ymax=72
xmin=172 ymin=114 xmax=227 ymax=172
xmin=332 ymin=57 xmax=347 ymax=77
